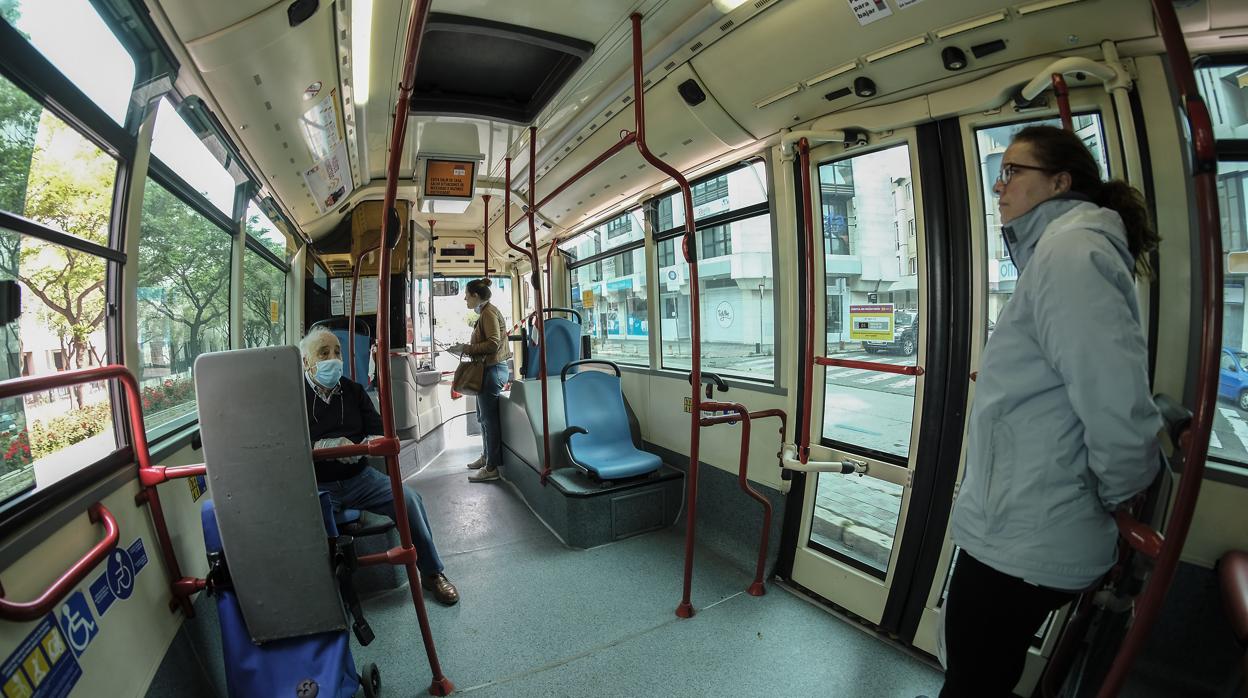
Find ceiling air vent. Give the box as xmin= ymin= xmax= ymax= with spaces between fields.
xmin=754 ymin=0 xmax=771 ymax=9
xmin=604 ymin=110 xmax=613 ymax=118
xmin=642 ymin=79 xmax=652 ymax=88
xmin=1016 ymin=0 xmax=1086 ymax=16
xmin=665 ymin=61 xmax=677 ymax=71
xmin=681 ymin=138 xmax=694 ymax=146
xmin=720 ymin=20 xmax=734 ymax=32
xmin=689 ymin=41 xmax=704 ymax=53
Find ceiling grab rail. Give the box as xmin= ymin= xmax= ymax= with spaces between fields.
xmin=0 ymin=365 xmax=204 ymax=617
xmin=312 ymin=1 xmax=452 ymax=693
xmin=501 ymin=156 xmax=553 ymax=486
xmin=1095 ymin=1 xmax=1219 ymax=694
xmin=698 ymin=404 xmax=788 ymax=597
xmin=0 ymin=502 xmax=118 ymax=622
xmin=481 ymin=194 xmax=491 ymax=278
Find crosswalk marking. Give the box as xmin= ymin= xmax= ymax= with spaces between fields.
xmin=860 ymin=373 xmax=895 ymax=384
xmin=888 ymin=377 xmax=916 ymax=389
xmin=829 ymin=370 xmax=859 ymax=378
xmin=1211 ymin=430 xmax=1223 ymax=450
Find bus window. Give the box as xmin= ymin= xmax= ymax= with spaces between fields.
xmin=0 ymin=73 xmax=121 ymax=503
xmin=245 ymin=201 xmax=292 ymax=261
xmin=975 ymin=115 xmax=1109 ymax=334
xmin=2 ymin=0 xmax=135 ymax=125
xmin=242 ymin=249 xmax=286 ymax=348
xmin=652 ymin=161 xmax=775 ymax=381
xmin=151 ymin=97 xmax=237 ymax=217
xmin=137 ymin=179 xmax=232 ymax=437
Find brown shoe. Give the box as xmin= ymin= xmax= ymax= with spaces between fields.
xmin=421 ymin=572 xmax=459 ymax=606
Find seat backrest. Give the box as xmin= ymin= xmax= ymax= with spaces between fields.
xmin=332 ymin=329 xmax=372 ymax=388
xmin=195 ymin=346 xmax=347 ymax=642
xmin=563 ymin=369 xmax=633 ymax=448
xmin=522 ymin=317 xmax=581 ymax=379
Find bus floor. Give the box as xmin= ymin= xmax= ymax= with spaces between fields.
xmin=351 ymin=432 xmax=944 ymax=697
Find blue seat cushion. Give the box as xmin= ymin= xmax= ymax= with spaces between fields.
xmin=568 ymin=435 xmax=662 ymax=480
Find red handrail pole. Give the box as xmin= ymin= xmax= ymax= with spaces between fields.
xmin=1052 ymin=73 xmax=1073 ymax=131
xmin=503 ymin=131 xmax=638 ymax=240
xmin=481 ymin=194 xmax=491 ymax=278
xmin=1113 ymin=510 xmax=1164 ymax=559
xmin=372 ymin=1 xmax=453 ymax=694
xmin=625 ymin=13 xmax=701 ymax=618
xmin=349 ymin=243 xmax=382 ymax=382
xmin=528 ymin=126 xmax=552 ymax=485
xmin=0 ymin=365 xmax=197 ymax=616
xmin=814 ymin=357 xmax=925 ymax=376
xmin=797 ymin=139 xmax=816 ymax=464
xmin=1096 ymin=2 xmax=1219 ymax=695
xmin=0 ymin=503 xmax=119 ymax=622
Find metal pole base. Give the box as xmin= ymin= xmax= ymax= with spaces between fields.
xmin=747 ymin=582 xmax=766 ymax=597
xmin=428 ymin=677 xmax=455 ymax=696
xmin=675 ymin=602 xmax=695 ymax=618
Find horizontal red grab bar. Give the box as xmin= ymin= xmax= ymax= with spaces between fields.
xmin=138 ymin=464 xmax=206 ymax=488
xmin=0 ymin=503 xmax=119 ymax=622
xmin=1114 ymin=510 xmax=1164 ymax=559
xmin=815 ymin=357 xmax=924 ymax=376
xmin=312 ymin=437 xmax=401 ymax=461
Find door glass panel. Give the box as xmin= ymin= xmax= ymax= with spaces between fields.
xmin=974 ymin=115 xmax=1109 ymax=332
xmin=1210 ymin=161 xmax=1248 ymax=466
xmin=819 ymin=144 xmax=919 ymax=458
xmin=810 ymin=473 xmax=903 ymax=575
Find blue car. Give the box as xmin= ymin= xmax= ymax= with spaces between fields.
xmin=1219 ymin=347 xmax=1248 ymax=411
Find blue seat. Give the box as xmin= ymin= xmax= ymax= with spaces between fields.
xmin=522 ymin=309 xmax=582 ymax=379
xmin=562 ymin=360 xmax=661 ymax=481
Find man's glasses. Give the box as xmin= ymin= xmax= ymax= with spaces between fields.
xmin=996 ymin=162 xmax=1057 ymax=185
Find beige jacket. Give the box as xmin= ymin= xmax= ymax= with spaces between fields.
xmin=465 ymin=302 xmax=511 ymax=366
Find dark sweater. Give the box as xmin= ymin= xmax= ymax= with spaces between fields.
xmin=305 ymin=377 xmax=383 ymax=482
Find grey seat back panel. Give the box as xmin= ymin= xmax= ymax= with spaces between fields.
xmin=195 ymin=347 xmax=347 ymax=642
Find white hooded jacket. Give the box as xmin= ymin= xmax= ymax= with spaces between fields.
xmin=949 ymin=196 xmax=1162 ymax=591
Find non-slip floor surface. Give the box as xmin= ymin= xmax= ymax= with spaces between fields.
xmin=356 ymin=433 xmax=944 ymax=697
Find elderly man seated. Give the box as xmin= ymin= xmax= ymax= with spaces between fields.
xmin=300 ymin=325 xmax=458 ymax=605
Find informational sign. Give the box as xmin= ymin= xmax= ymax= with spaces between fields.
xmin=300 ymin=88 xmax=342 ymax=163
xmin=270 ymin=300 xmax=280 ymax=323
xmin=303 ymin=140 xmax=354 ymax=215
xmin=849 ymin=303 xmax=895 ymax=341
xmin=89 ymin=538 xmax=148 ymax=618
xmin=330 ymin=276 xmax=379 ymax=316
xmin=581 ymin=289 xmax=595 ymax=309
xmin=715 ymin=301 xmax=734 ymax=328
xmin=683 ymin=397 xmax=738 ymax=423
xmin=663 ymin=266 xmax=683 ymax=291
xmin=1 ymin=613 xmax=81 ymax=698
xmin=988 ymin=259 xmax=1018 ymax=283
xmin=188 ymin=474 xmax=207 ymax=502
xmin=692 ymin=197 xmax=729 ymax=221
xmin=896 ymin=0 xmax=924 ymax=7
xmin=423 ymin=159 xmax=476 ymax=199
xmin=848 ymin=0 xmax=893 ymax=25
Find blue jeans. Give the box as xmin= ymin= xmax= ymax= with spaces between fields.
xmin=476 ymin=364 xmax=509 ymax=468
xmin=321 ymin=466 xmax=444 ymax=576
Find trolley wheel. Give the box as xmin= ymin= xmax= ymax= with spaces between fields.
xmin=361 ymin=663 xmax=381 ymax=698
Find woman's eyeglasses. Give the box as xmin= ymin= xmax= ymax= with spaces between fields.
xmin=997 ymin=162 xmax=1057 ymax=185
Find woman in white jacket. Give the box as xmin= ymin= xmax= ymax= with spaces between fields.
xmin=939 ymin=125 xmax=1162 ymax=697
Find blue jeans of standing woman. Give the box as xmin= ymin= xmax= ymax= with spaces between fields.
xmin=476 ymin=363 xmax=509 ymax=468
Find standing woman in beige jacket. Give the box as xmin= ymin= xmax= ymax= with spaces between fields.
xmin=459 ymin=278 xmax=511 ymax=482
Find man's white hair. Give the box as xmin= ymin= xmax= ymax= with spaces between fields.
xmin=299 ymin=325 xmax=338 ymax=360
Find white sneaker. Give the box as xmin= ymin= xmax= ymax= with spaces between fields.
xmin=468 ymin=467 xmax=500 ymax=483
xmin=465 ymin=455 xmax=486 ymax=470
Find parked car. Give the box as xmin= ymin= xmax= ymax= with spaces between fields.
xmin=1219 ymin=346 xmax=1248 ymax=411
xmin=863 ymin=310 xmax=918 ymax=356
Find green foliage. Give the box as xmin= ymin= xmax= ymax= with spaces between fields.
xmin=138 ymin=182 xmax=231 ymax=370
xmin=141 ymin=375 xmax=194 ymax=414
xmin=30 ymin=402 xmax=111 ymax=460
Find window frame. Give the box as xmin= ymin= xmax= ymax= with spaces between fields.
xmin=647 ymin=158 xmax=781 ymax=387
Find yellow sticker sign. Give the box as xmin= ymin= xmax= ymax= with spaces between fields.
xmin=849 ymin=304 xmax=895 ymax=341
xmin=582 ymin=290 xmax=595 ymax=309
xmin=270 ymin=300 xmax=280 ymax=323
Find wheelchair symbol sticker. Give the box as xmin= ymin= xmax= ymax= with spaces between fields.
xmin=57 ymin=592 xmax=98 ymax=657
xmin=106 ymin=547 xmax=135 ymax=600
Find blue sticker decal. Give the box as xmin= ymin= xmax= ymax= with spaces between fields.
xmin=0 ymin=614 xmax=82 ymax=698
xmin=126 ymin=538 xmax=147 ymax=575
xmin=55 ymin=592 xmax=98 ymax=658
xmin=88 ymin=573 xmax=116 ymax=617
xmin=104 ymin=546 xmax=135 ymax=601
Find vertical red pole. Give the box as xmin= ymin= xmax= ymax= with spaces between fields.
xmin=372 ymin=2 xmax=453 ymax=694
xmin=1096 ymin=1 xmax=1219 ymax=695
xmin=797 ymin=139 xmax=816 ymax=464
xmin=625 ymin=12 xmax=702 ymax=618
xmin=528 ymin=127 xmax=552 ymax=485
xmin=1052 ymin=73 xmax=1073 ymax=131
xmin=481 ymin=194 xmax=491 ymax=278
